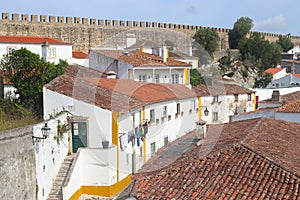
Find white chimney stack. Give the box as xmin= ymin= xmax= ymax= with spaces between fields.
xmin=162 ymin=44 xmax=167 ymax=62
xmin=188 ymin=45 xmax=193 ymax=56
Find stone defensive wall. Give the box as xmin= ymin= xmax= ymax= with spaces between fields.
xmin=0 ymin=12 xmax=299 ymax=53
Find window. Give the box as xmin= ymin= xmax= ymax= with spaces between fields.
xmin=132 ymin=113 xmax=135 ymax=128
xmin=191 ymin=100 xmax=196 ymax=111
xmin=234 ymin=94 xmax=238 ymax=102
xmin=154 ymin=74 xmax=160 ymax=83
xmin=213 ymin=96 xmax=218 ymax=103
xmin=7 ymin=46 xmax=16 ymax=54
xmin=150 ymin=109 xmax=155 ymax=123
xmin=138 ymin=75 xmax=146 ymax=82
xmin=172 ymin=74 xmax=179 ymax=84
xmin=48 ymin=47 xmax=56 ymax=58
xmin=164 ymin=137 xmax=169 ymax=146
xmin=176 ymin=103 xmax=181 ymax=115
xmin=247 ymin=94 xmax=252 ymax=101
xmin=163 ymin=106 xmax=167 ymax=118
xmin=151 ymin=142 xmax=156 ymax=156
xmin=213 ymin=112 xmax=218 ymax=121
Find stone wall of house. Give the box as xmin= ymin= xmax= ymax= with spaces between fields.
xmin=0 ymin=125 xmax=36 ymax=200
xmin=0 ymin=12 xmax=299 ymax=54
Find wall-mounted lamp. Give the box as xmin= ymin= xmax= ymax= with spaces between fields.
xmin=32 ymin=123 xmax=51 ymax=142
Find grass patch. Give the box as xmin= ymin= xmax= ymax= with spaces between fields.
xmin=0 ymin=98 xmax=40 ymax=131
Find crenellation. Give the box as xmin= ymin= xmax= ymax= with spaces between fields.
xmin=58 ymin=16 xmax=64 ymax=23
xmin=152 ymin=22 xmax=157 ymax=28
xmin=82 ymin=18 xmax=89 ymax=24
xmin=66 ymin=17 xmax=73 ymax=24
xmin=140 ymin=21 xmax=145 ymax=27
xmin=21 ymin=14 xmax=29 ymax=22
xmin=146 ymin=22 xmax=151 ymax=27
xmin=105 ymin=19 xmax=111 ymax=26
xmin=40 ymin=15 xmax=47 ymax=23
xmin=98 ymin=19 xmax=104 ymax=26
xmin=12 ymin=13 xmax=20 ymax=21
xmin=31 ymin=15 xmax=38 ymax=23
xmin=74 ymin=17 xmax=81 ymax=24
xmin=112 ymin=20 xmax=118 ymax=26
xmin=2 ymin=12 xmax=9 ymax=20
xmin=90 ymin=18 xmax=96 ymax=25
xmin=133 ymin=21 xmax=139 ymax=27
xmin=169 ymin=24 xmax=174 ymax=29
xmin=120 ymin=20 xmax=126 ymax=26
xmin=49 ymin=16 xmax=56 ymax=23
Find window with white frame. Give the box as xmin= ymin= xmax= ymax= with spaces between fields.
xmin=213 ymin=112 xmax=218 ymax=121
xmin=191 ymin=100 xmax=196 ymax=111
xmin=7 ymin=46 xmax=17 ymax=54
xmin=151 ymin=142 xmax=156 ymax=156
xmin=234 ymin=94 xmax=238 ymax=102
xmin=164 ymin=137 xmax=169 ymax=146
xmin=154 ymin=74 xmax=160 ymax=83
xmin=48 ymin=47 xmax=56 ymax=58
xmin=213 ymin=96 xmax=218 ymax=103
xmin=176 ymin=103 xmax=181 ymax=115
xmin=138 ymin=75 xmax=146 ymax=82
xmin=171 ymin=74 xmax=179 ymax=84
xmin=247 ymin=94 xmax=252 ymax=101
xmin=150 ymin=109 xmax=155 ymax=123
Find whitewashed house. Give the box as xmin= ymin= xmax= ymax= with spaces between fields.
xmin=193 ymin=83 xmax=256 ymax=124
xmin=267 ymin=74 xmax=300 ymax=88
xmin=263 ymin=67 xmax=287 ymax=80
xmin=89 ymin=48 xmax=192 ymax=86
xmin=43 ymin=65 xmax=199 ymax=199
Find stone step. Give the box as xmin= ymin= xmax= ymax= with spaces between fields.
xmin=49 ymin=190 xmax=63 ymax=195
xmin=47 ymin=194 xmax=63 ymax=199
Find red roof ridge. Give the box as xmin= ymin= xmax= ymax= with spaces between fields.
xmin=0 ymin=35 xmax=72 ymax=45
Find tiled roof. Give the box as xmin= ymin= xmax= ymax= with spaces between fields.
xmin=92 ymin=50 xmax=191 ymax=67
xmin=277 ymin=100 xmax=300 ymax=112
xmin=0 ymin=35 xmax=72 ymax=45
xmin=263 ymin=67 xmax=285 ymax=75
xmin=261 ymin=91 xmax=300 ymax=104
xmin=45 ymin=65 xmax=196 ymax=113
xmin=193 ymin=83 xmax=254 ymax=96
xmin=129 ymin=118 xmax=300 ymax=199
xmin=292 ymin=74 xmax=300 ymax=79
xmin=72 ymin=51 xmax=88 ymax=59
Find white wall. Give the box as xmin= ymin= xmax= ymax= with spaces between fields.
xmin=34 ymin=113 xmax=69 ymax=200
xmin=71 ymin=58 xmax=89 ymax=68
xmin=0 ymin=43 xmax=72 ymax=64
xmin=63 ymin=147 xmax=117 ymax=200
xmin=43 ymin=88 xmax=112 ymax=148
xmin=254 ymin=87 xmax=300 ymax=101
xmin=272 ymin=68 xmax=286 ymax=80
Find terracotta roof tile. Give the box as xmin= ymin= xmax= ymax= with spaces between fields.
xmin=261 ymin=91 xmax=300 ymax=104
xmin=277 ymin=100 xmax=300 ymax=112
xmin=46 ymin=65 xmax=195 ymax=113
xmin=193 ymin=83 xmax=254 ymax=96
xmin=263 ymin=67 xmax=285 ymax=75
xmin=129 ymin=118 xmax=300 ymax=199
xmin=0 ymin=35 xmax=72 ymax=45
xmin=292 ymin=74 xmax=300 ymax=79
xmin=92 ymin=50 xmax=191 ymax=67
xmin=72 ymin=51 xmax=88 ymax=59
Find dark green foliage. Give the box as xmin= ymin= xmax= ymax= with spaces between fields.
xmin=0 ymin=76 xmax=3 ymax=98
xmin=190 ymin=69 xmax=205 ymax=86
xmin=238 ymin=32 xmax=281 ymax=71
xmin=276 ymin=35 xmax=294 ymax=52
xmin=254 ymin=73 xmax=273 ymax=88
xmin=193 ymin=28 xmax=219 ymax=56
xmin=0 ymin=48 xmax=68 ymax=116
xmin=219 ymin=50 xmax=232 ymax=73
xmin=229 ymin=17 xmax=253 ymax=49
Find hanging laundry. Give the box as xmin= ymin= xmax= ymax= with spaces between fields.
xmin=119 ymin=133 xmax=128 ymax=151
xmin=138 ymin=125 xmax=144 ymax=138
xmin=136 ymin=134 xmax=140 ymax=147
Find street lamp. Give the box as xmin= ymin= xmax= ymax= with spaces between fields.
xmin=32 ymin=123 xmax=51 ymax=142
xmin=203 ymin=107 xmax=209 ymax=116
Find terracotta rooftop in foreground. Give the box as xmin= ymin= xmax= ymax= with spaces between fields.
xmin=277 ymin=100 xmax=300 ymax=113
xmin=0 ymin=35 xmax=72 ymax=45
xmin=92 ymin=49 xmax=191 ymax=67
xmin=128 ymin=118 xmax=300 ymax=199
xmin=45 ymin=65 xmax=196 ymax=113
xmin=193 ymin=83 xmax=254 ymax=96
xmin=260 ymin=91 xmax=300 ymax=104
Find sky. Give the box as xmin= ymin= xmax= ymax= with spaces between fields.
xmin=1 ymin=0 xmax=299 ymax=35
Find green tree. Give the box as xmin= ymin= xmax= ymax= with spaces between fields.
xmin=193 ymin=28 xmax=219 ymax=56
xmin=276 ymin=35 xmax=294 ymax=52
xmin=190 ymin=69 xmax=205 ymax=86
xmin=0 ymin=48 xmax=68 ymax=116
xmin=228 ymin=17 xmax=253 ymax=49
xmin=254 ymin=73 xmax=273 ymax=88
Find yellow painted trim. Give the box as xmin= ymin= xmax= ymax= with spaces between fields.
xmin=184 ymin=68 xmax=189 ymax=85
xmin=141 ymin=47 xmax=144 ymax=52
xmin=166 ymin=48 xmax=169 ymax=58
xmin=198 ymin=96 xmax=202 ymax=120
xmin=69 ymin=174 xmax=132 ymax=199
xmin=112 ymin=112 xmax=120 ymax=182
xmin=195 ymin=58 xmax=199 ymax=68
xmin=254 ymin=93 xmax=257 ymax=111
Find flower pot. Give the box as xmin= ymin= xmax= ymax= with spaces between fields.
xmin=102 ymin=141 xmax=109 ymax=149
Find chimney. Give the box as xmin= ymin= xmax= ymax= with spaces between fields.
xmin=126 ymin=34 xmax=136 ymax=48
xmin=271 ymin=90 xmax=281 ymax=102
xmin=41 ymin=41 xmax=49 ymax=61
xmin=161 ymin=44 xmax=167 ymax=62
xmin=195 ymin=120 xmax=207 ymax=142
xmin=188 ymin=45 xmax=193 ymax=56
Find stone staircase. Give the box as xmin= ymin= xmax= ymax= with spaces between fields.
xmin=47 ymin=154 xmax=75 ymax=200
